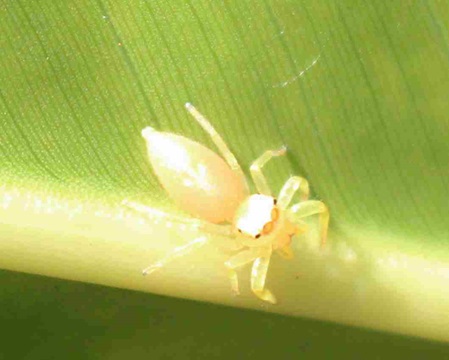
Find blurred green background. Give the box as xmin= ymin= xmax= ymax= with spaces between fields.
xmin=1 ymin=269 xmax=448 ymax=359
xmin=1 ymin=0 xmax=448 ymax=357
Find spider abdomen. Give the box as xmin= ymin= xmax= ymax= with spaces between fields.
xmin=142 ymin=127 xmax=249 ymax=223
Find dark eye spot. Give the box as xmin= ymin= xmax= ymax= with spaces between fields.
xmin=255 ymin=234 xmax=261 ymax=239
xmin=237 ymin=229 xmax=242 ymax=233
xmin=273 ymin=198 xmax=277 ymax=205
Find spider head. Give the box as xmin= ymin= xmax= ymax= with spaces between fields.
xmin=234 ymin=194 xmax=279 ymax=239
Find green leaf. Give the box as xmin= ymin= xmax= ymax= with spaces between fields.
xmin=1 ymin=0 xmax=448 ymax=346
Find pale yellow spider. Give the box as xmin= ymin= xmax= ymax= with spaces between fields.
xmin=125 ymin=103 xmax=329 ymax=304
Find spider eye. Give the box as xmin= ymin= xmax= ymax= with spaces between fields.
xmin=255 ymin=234 xmax=261 ymax=239
xmin=262 ymin=221 xmax=274 ymax=234
xmin=237 ymin=229 xmax=242 ymax=233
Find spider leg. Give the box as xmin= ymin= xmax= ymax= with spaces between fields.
xmin=289 ymin=200 xmax=329 ymax=247
xmin=251 ymin=248 xmax=277 ymax=304
xmin=224 ymin=248 xmax=261 ymax=295
xmin=142 ymin=236 xmax=208 ymax=275
xmin=277 ymin=176 xmax=310 ymax=209
xmin=123 ymin=200 xmax=232 ymax=237
xmin=185 ymin=103 xmax=248 ymax=192
xmin=249 ymin=147 xmax=287 ymax=195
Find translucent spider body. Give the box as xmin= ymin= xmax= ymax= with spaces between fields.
xmin=125 ymin=103 xmax=329 ymax=304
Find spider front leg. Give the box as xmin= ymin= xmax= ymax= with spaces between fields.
xmin=277 ymin=176 xmax=310 ymax=209
xmin=289 ymin=200 xmax=329 ymax=247
xmin=251 ymin=248 xmax=277 ymax=304
xmin=224 ymin=248 xmax=260 ymax=296
xmin=225 ymin=247 xmax=276 ymax=304
xmin=250 ymin=147 xmax=287 ymax=195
